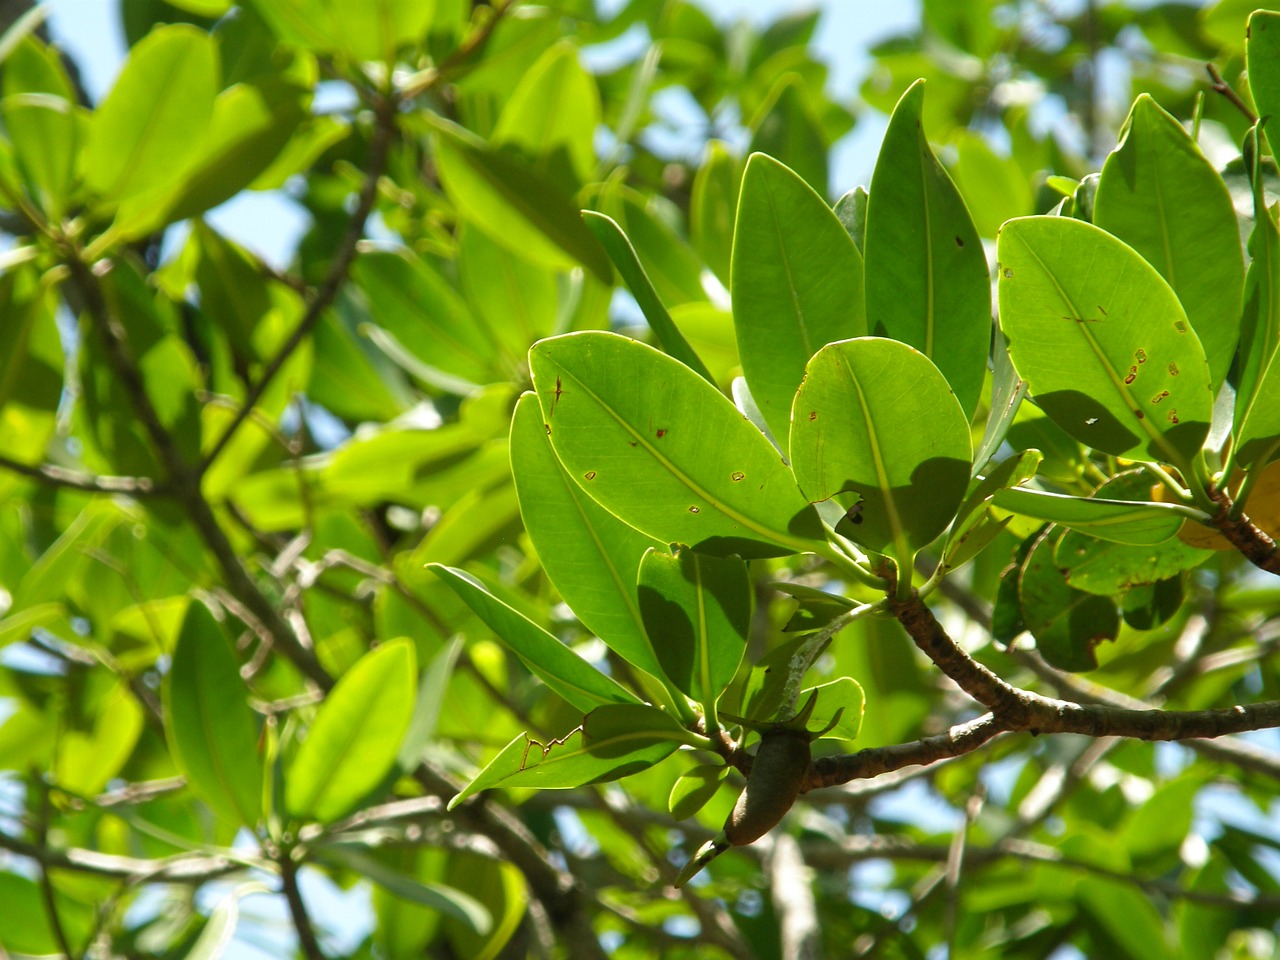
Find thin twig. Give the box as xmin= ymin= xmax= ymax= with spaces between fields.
xmin=279 ymin=852 xmax=326 ymax=960
xmin=200 ymin=93 xmax=399 ymax=475
xmin=0 ymin=454 xmax=161 ymax=495
xmin=35 ymin=779 xmax=77 ymax=960
xmin=1206 ymin=63 xmax=1258 ymax=125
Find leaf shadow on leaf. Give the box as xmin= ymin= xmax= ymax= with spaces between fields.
xmin=1033 ymin=389 xmax=1210 ymax=461
xmin=637 ymin=566 xmax=750 ymax=693
xmin=826 ymin=456 xmax=972 ymax=547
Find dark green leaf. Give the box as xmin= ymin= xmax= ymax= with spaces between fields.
xmin=1019 ymin=531 xmax=1119 ymax=671
xmin=637 ymin=546 xmax=751 ymax=708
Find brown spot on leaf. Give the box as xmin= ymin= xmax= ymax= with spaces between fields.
xmin=584 ymin=471 xmax=596 ymax=480
xmin=656 ymin=429 xmax=667 ymax=438
xmin=1134 ymin=348 xmax=1146 ymax=363
xmin=688 ymin=506 xmax=700 ymax=514
xmin=1168 ymin=409 xmax=1179 ymax=424
xmin=955 ymin=235 xmax=964 ymax=247
xmin=1168 ymin=362 xmax=1179 ymax=376
xmin=731 ymin=472 xmax=745 ymax=482
xmin=809 ymin=411 xmax=818 ymax=421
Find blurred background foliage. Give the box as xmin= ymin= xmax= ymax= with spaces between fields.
xmin=0 ymin=0 xmax=1278 ymax=958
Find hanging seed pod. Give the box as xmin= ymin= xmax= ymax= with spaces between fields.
xmin=723 ymin=729 xmax=811 ymax=846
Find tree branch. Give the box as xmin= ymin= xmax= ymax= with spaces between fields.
xmin=807 ymin=714 xmax=1008 ymax=790
xmin=0 ymin=827 xmax=240 ymax=883
xmin=1205 ymin=62 xmax=1258 ymax=125
xmin=0 ymin=454 xmax=161 ymax=495
xmin=1207 ymin=484 xmax=1280 ymax=575
xmin=892 ymin=591 xmax=1280 ymax=745
xmin=766 ymin=834 xmax=821 ymax=960
xmin=280 ymin=851 xmax=326 ymax=960
xmin=200 ymin=93 xmax=398 ymax=475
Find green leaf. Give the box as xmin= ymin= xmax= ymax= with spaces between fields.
xmin=637 ymin=546 xmax=751 ymax=708
xmin=285 ymin=638 xmax=417 ymax=823
xmin=1233 ymin=128 xmax=1280 ymax=467
xmin=429 ymin=564 xmax=640 ymax=712
xmin=321 ymin=844 xmax=491 ymax=935
xmin=973 ymin=333 xmax=1027 ymax=472
xmin=2 ymin=37 xmax=77 ymax=217
xmin=833 ymin=185 xmax=868 ymax=256
xmin=0 ymin=873 xmax=94 ymax=955
xmin=158 ymin=76 xmax=309 ymax=225
xmin=353 ymin=248 xmax=496 ymax=388
xmin=669 ymin=762 xmax=728 ymax=819
xmin=789 ymin=337 xmax=972 ymax=559
xmin=997 ymin=216 xmax=1213 ymax=466
xmin=55 ymin=676 xmax=145 ymax=795
xmin=397 ymin=637 xmax=462 ymax=772
xmin=993 ymin=487 xmax=1185 ymax=545
xmin=530 ymin=332 xmax=825 ymax=559
xmin=598 ymin=186 xmax=708 ymax=307
xmin=949 ymin=130 xmax=1034 ymax=238
xmin=731 ymin=153 xmax=866 ymax=444
xmin=583 ymin=212 xmax=715 ymax=383
xmin=492 ymin=40 xmax=599 ymax=189
xmin=1051 ymin=471 xmax=1214 ymax=593
xmin=748 ymin=73 xmax=827 ymax=194
xmin=84 ymin=24 xmax=218 ymax=205
xmin=948 ymin=450 xmax=1042 ymax=555
xmin=247 ymin=0 xmax=436 ymax=62
xmin=690 ymin=140 xmax=742 ymax=285
xmin=449 ymin=703 xmax=691 ymax=807
xmin=1094 ymin=94 xmax=1243 ymax=388
xmin=458 ymin=224 xmax=558 ymax=363
xmin=803 ymin=676 xmax=865 ymax=740
xmin=164 ymin=602 xmax=263 ymax=827
xmin=509 ymin=394 xmax=667 ymax=681
xmin=431 ymin=118 xmax=612 ymax=283
xmin=1248 ymin=11 xmax=1280 ymax=151
xmin=1018 ymin=531 xmax=1120 ymax=672
xmin=864 ymin=80 xmax=990 ymax=418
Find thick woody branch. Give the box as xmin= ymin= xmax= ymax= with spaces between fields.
xmin=806 ymin=714 xmax=1008 ymax=790
xmin=892 ymin=592 xmax=1280 ymax=745
xmin=1207 ymin=485 xmax=1280 ymax=575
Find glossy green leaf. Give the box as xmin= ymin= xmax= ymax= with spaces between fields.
xmin=509 ymin=395 xmax=667 ymax=681
xmin=429 ymin=564 xmax=640 ymax=711
xmin=449 ymin=703 xmax=692 ymax=807
xmin=2 ymin=37 xmax=77 ymax=216
xmin=1019 ymin=531 xmax=1119 ymax=672
xmin=865 ymin=80 xmax=990 ymax=418
xmin=669 ymin=762 xmax=728 ymax=819
xmin=833 ymin=185 xmax=868 ymax=256
xmin=321 ymin=844 xmax=491 ymax=934
xmin=1248 ymin=11 xmax=1280 ymax=150
xmin=583 ymin=212 xmax=714 ymax=382
xmin=748 ymin=73 xmax=827 ymax=193
xmin=530 ymin=332 xmax=825 ymax=558
xmin=492 ymin=41 xmax=598 ymax=188
xmin=690 ymin=140 xmax=742 ymax=285
xmin=803 ymin=676 xmax=865 ymax=740
xmin=948 ymin=450 xmax=1042 ymax=553
xmin=84 ymin=25 xmax=217 ymax=205
xmin=993 ymin=487 xmax=1185 ymax=545
xmin=599 ymin=186 xmax=708 ymax=307
xmin=789 ymin=337 xmax=971 ymax=559
xmin=286 ymin=638 xmax=417 ymax=823
xmin=973 ymin=333 xmax=1027 ymax=472
xmin=397 ymin=637 xmax=462 ymax=772
xmin=1233 ymin=129 xmax=1280 ymax=467
xmin=997 ymin=216 xmax=1213 ymax=466
xmin=432 ymin=119 xmax=612 ymax=283
xmin=732 ymin=153 xmax=866 ymax=443
xmin=1094 ymin=95 xmax=1243 ymax=388
xmin=637 ymin=546 xmax=751 ymax=707
xmin=1052 ymin=471 xmax=1213 ymax=593
xmin=164 ymin=602 xmax=263 ymax=827
xmin=12 ymin=501 xmax=123 ymax=612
